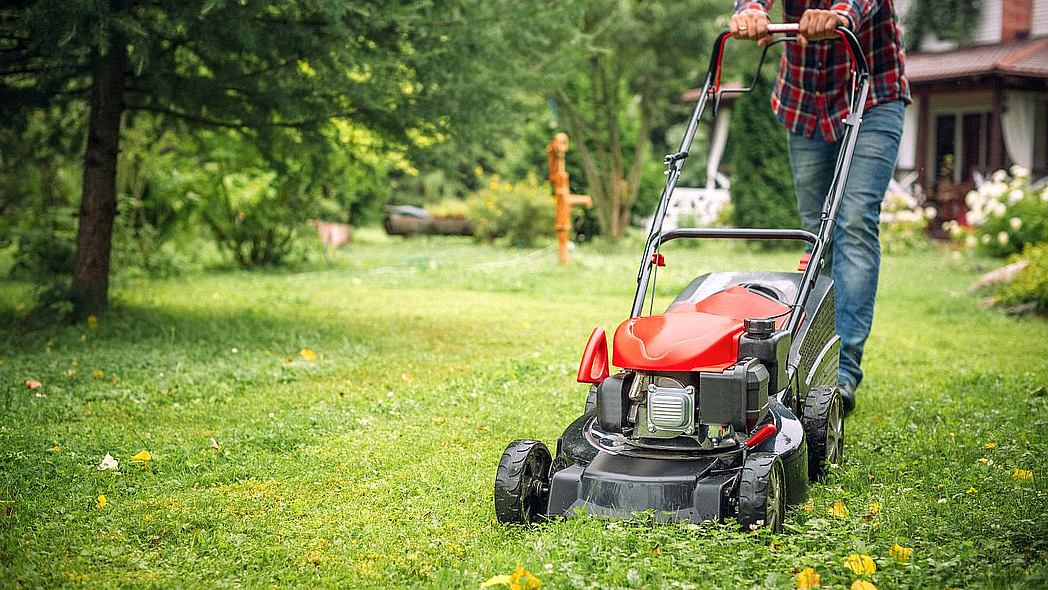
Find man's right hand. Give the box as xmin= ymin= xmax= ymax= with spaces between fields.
xmin=729 ymin=11 xmax=773 ymax=46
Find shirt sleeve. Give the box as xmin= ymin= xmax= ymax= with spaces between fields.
xmin=733 ymin=1 xmax=773 ymax=15
xmin=829 ymin=1 xmax=884 ymax=29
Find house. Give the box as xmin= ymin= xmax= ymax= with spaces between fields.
xmin=896 ymin=0 xmax=1048 ymax=217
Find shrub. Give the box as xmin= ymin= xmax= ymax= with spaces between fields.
xmin=728 ymin=75 xmax=799 ymax=236
xmin=465 ymin=173 xmax=555 ymax=247
xmin=952 ymin=166 xmax=1048 ymax=257
xmin=997 ymin=242 xmax=1048 ymax=314
xmin=879 ymin=185 xmax=935 ymax=253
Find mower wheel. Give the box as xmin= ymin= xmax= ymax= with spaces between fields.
xmin=801 ymin=385 xmax=844 ymax=481
xmin=737 ymin=452 xmax=785 ymax=533
xmin=494 ymin=440 xmax=552 ymax=524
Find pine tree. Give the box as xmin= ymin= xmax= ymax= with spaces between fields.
xmin=1 ymin=0 xmax=571 ymax=317
xmin=728 ymin=75 xmax=800 ymax=233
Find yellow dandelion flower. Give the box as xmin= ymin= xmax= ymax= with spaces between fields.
xmin=978 ymin=458 xmax=989 ymax=465
xmin=889 ymin=543 xmax=913 ymax=563
xmin=851 ymin=581 xmax=876 ymax=590
xmin=481 ymin=575 xmax=512 ymax=588
xmin=830 ymin=502 xmax=850 ymax=517
xmin=509 ymin=565 xmax=541 ymax=590
xmin=95 ymin=495 xmax=107 ymax=509
xmin=845 ymin=554 xmax=876 ymax=575
xmin=867 ymin=502 xmax=882 ymax=515
xmin=985 ymin=442 xmax=997 ymax=448
xmin=796 ymin=567 xmax=820 ymax=589
xmin=475 ymin=166 xmax=484 ymax=176
xmin=300 ymin=348 xmax=317 ymax=361
xmin=965 ymin=487 xmax=977 ymax=494
xmin=1013 ymin=468 xmax=1033 ymax=480
xmin=87 ymin=315 xmax=98 ymax=328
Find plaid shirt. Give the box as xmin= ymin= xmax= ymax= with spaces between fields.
xmin=733 ymin=1 xmax=910 ymax=142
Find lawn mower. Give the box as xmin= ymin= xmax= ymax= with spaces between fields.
xmin=494 ymin=24 xmax=870 ymax=532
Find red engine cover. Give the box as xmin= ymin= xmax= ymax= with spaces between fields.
xmin=612 ymin=286 xmax=790 ymax=373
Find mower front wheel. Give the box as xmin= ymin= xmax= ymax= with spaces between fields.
xmin=494 ymin=440 xmax=552 ymax=524
xmin=737 ymin=452 xmax=785 ymax=533
xmin=801 ymin=385 xmax=844 ymax=481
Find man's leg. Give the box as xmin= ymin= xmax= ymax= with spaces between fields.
xmin=831 ymin=100 xmax=905 ymax=394
xmin=787 ymin=132 xmax=838 ymax=241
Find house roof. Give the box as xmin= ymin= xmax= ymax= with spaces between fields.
xmin=906 ymin=36 xmax=1048 ymax=84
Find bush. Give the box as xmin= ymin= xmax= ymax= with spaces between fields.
xmin=728 ymin=75 xmax=799 ymax=236
xmin=951 ymin=166 xmax=1048 ymax=257
xmin=879 ymin=185 xmax=935 ymax=253
xmin=465 ymin=173 xmax=555 ymax=247
xmin=997 ymin=242 xmax=1048 ymax=314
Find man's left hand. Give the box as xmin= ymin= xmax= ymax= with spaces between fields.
xmin=797 ymin=9 xmax=851 ymax=49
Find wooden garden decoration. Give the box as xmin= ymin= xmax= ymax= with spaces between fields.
xmin=546 ymin=132 xmax=592 ymax=265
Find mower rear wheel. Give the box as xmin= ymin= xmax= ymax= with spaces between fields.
xmin=737 ymin=452 xmax=785 ymax=533
xmin=801 ymin=386 xmax=845 ymax=481
xmin=494 ymin=440 xmax=552 ymax=524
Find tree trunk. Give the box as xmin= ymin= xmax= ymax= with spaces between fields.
xmin=71 ymin=41 xmax=127 ymax=318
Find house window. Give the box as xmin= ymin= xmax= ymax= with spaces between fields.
xmin=932 ymin=110 xmax=990 ymax=184
xmin=1035 ymin=98 xmax=1048 ymax=177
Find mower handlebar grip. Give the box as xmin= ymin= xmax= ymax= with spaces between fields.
xmin=712 ymin=24 xmax=869 ymax=79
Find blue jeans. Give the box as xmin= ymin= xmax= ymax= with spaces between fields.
xmin=787 ymin=100 xmax=905 ymax=390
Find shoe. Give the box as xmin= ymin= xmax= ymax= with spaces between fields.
xmin=839 ymin=382 xmax=856 ymax=418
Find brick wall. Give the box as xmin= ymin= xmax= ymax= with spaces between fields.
xmin=1002 ymin=0 xmax=1033 ymax=41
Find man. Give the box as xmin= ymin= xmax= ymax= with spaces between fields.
xmin=729 ymin=1 xmax=910 ymax=415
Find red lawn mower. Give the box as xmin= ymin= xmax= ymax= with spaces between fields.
xmin=494 ymin=24 xmax=870 ymax=532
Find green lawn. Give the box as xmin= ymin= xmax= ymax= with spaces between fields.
xmin=1 ymin=231 xmax=1046 ymax=589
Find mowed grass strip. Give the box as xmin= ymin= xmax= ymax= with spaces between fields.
xmin=1 ymin=236 xmax=1046 ymax=589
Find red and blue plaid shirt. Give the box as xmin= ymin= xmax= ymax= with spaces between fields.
xmin=733 ymin=1 xmax=910 ymax=142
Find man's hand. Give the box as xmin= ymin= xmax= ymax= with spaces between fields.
xmin=797 ymin=9 xmax=851 ymax=48
xmin=729 ymin=11 xmax=773 ymax=47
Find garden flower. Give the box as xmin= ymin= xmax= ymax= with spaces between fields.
xmin=981 ymin=234 xmax=991 ymax=245
xmin=992 ymin=170 xmax=1008 ymax=182
xmin=831 ymin=502 xmax=849 ymax=517
xmin=1013 ymin=469 xmax=1033 ymax=480
xmin=1007 ymin=189 xmax=1024 ymax=205
xmin=851 ymin=581 xmax=876 ymax=590
xmin=803 ymin=498 xmax=814 ymax=512
xmin=965 ymin=235 xmax=978 ymax=248
xmin=1010 ymin=165 xmax=1029 ymax=178
xmin=796 ymin=567 xmax=820 ymax=588
xmin=997 ymin=232 xmax=1009 ymax=246
xmin=890 ymin=543 xmax=913 ymax=563
xmin=845 ymin=554 xmax=876 ymax=575
xmin=1009 ymin=217 xmax=1022 ymax=231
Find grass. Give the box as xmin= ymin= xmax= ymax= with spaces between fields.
xmin=1 ymin=230 xmax=1046 ymax=589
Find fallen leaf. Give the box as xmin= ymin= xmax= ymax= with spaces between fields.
xmin=131 ymin=450 xmax=152 ymax=463
xmin=25 ymin=380 xmax=42 ymax=389
xmin=845 ymin=554 xmax=876 ymax=575
xmin=803 ymin=498 xmax=814 ymax=512
xmin=480 ymin=574 xmax=512 ymax=588
xmin=97 ymin=453 xmax=119 ymax=471
xmin=796 ymin=567 xmax=820 ymax=589
xmin=50 ymin=445 xmax=60 ymax=451
xmin=92 ymin=370 xmax=105 ymax=378
xmin=401 ymin=373 xmax=413 ymax=382
xmin=889 ymin=543 xmax=913 ymax=563
xmin=209 ymin=438 xmax=221 ymax=450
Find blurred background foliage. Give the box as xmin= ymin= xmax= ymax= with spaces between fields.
xmin=0 ymin=0 xmax=774 ymax=316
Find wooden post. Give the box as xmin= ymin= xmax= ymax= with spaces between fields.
xmin=547 ymin=132 xmax=591 ymax=265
